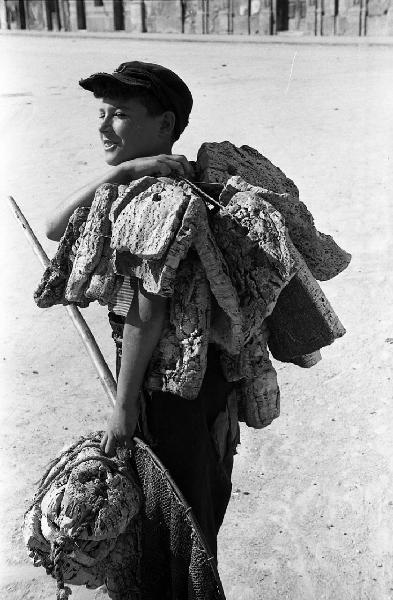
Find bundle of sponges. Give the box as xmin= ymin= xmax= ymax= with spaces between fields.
xmin=34 ymin=142 xmax=351 ymax=429
xmin=34 ymin=184 xmax=120 ymax=309
xmin=35 ymin=176 xmax=246 ymax=401
xmin=34 ymin=206 xmax=91 ymax=308
xmin=196 ymin=142 xmax=350 ymax=427
xmin=23 ymin=432 xmax=142 ymax=600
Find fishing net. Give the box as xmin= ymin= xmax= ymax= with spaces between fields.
xmin=133 ymin=436 xmax=226 ymax=600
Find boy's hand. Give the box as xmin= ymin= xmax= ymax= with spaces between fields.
xmin=119 ymin=154 xmax=195 ymax=181
xmin=100 ymin=401 xmax=138 ymax=456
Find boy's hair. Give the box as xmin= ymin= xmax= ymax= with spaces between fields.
xmin=92 ymin=80 xmax=166 ymax=120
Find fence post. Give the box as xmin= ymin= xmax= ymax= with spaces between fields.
xmin=270 ymin=0 xmax=275 ymax=33
xmin=228 ymin=0 xmax=233 ymax=32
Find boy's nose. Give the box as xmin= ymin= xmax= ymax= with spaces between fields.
xmin=99 ymin=116 xmax=112 ymax=134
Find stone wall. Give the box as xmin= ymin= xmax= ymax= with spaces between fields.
xmin=123 ymin=0 xmax=144 ymax=31
xmin=25 ymin=0 xmax=46 ymax=29
xmin=0 ymin=0 xmax=391 ymax=35
xmin=84 ymin=0 xmax=115 ymax=32
xmin=182 ymin=0 xmax=205 ymax=34
xmin=144 ymin=0 xmax=182 ymax=32
xmin=2 ymin=0 xmax=67 ymax=30
xmin=3 ymin=0 xmax=26 ymax=29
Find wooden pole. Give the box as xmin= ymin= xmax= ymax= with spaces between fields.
xmin=6 ymin=195 xmax=117 ymax=407
xmin=7 ymin=195 xmax=50 ymax=269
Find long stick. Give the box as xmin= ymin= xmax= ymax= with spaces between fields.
xmin=6 ymin=196 xmax=116 ymax=407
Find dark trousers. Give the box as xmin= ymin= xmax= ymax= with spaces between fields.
xmin=109 ymin=312 xmax=235 ymax=557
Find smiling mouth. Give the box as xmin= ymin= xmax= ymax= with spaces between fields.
xmin=102 ymin=140 xmax=118 ymax=151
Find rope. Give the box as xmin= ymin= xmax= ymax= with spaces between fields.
xmin=38 ymin=438 xmax=102 ymax=489
xmin=51 ymin=536 xmax=72 ymax=600
xmin=177 ymin=178 xmax=225 ymax=213
xmin=28 ymin=441 xmax=134 ymax=515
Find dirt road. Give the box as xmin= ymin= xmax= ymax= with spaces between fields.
xmin=0 ymin=34 xmax=392 ymax=600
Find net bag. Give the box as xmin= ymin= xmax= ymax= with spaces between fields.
xmin=23 ymin=432 xmax=142 ymax=599
xmin=23 ymin=433 xmax=226 ymax=600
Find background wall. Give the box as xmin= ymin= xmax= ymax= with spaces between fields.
xmin=0 ymin=0 xmax=392 ymax=36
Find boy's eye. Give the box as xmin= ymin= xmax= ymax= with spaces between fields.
xmin=114 ymin=111 xmax=127 ymax=118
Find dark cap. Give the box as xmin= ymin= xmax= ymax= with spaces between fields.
xmin=79 ymin=61 xmax=193 ymax=140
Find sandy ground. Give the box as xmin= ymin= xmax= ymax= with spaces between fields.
xmin=0 ymin=34 xmax=392 ymax=600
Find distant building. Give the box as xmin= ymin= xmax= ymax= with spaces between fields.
xmin=0 ymin=0 xmax=392 ymax=36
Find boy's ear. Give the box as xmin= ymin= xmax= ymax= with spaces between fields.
xmin=159 ymin=110 xmax=176 ymax=138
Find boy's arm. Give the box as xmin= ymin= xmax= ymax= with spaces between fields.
xmin=101 ymin=280 xmax=168 ymax=456
xmin=46 ymin=154 xmax=193 ymax=241
xmin=45 ymin=168 xmax=125 ymax=242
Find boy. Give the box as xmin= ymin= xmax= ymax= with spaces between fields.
xmin=46 ymin=61 xmax=236 ymax=558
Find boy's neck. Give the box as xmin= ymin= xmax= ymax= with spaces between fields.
xmin=148 ymin=141 xmax=173 ymax=156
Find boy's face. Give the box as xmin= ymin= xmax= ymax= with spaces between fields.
xmin=98 ymin=96 xmax=166 ymax=165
